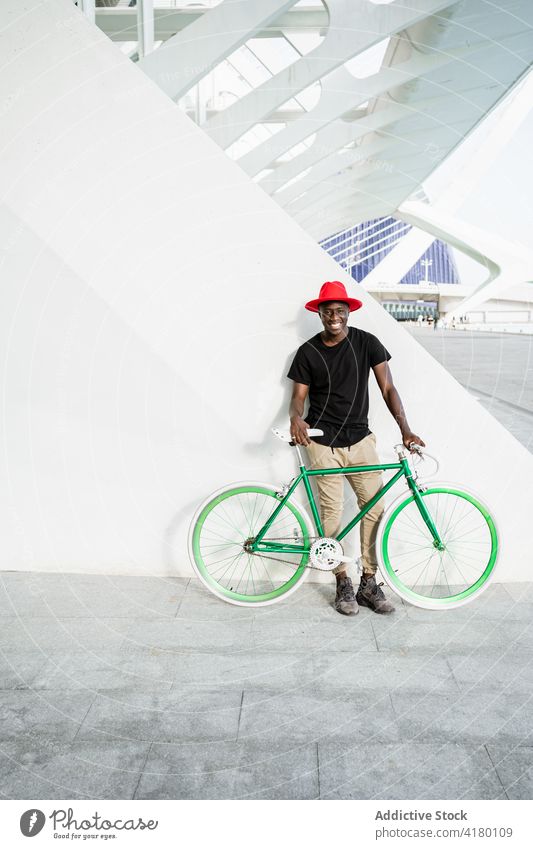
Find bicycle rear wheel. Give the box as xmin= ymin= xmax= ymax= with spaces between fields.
xmin=188 ymin=483 xmax=313 ymax=606
xmin=377 ymin=485 xmax=498 ymax=609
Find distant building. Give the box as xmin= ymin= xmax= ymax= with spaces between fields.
xmin=321 ymin=216 xmax=461 ymax=321
xmin=321 ymin=216 xmax=460 ymax=287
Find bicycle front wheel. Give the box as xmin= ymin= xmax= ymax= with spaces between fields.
xmin=188 ymin=483 xmax=313 ymax=606
xmin=377 ymin=485 xmax=498 ymax=609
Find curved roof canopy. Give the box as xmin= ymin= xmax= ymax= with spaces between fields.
xmin=95 ymin=0 xmax=533 ymax=242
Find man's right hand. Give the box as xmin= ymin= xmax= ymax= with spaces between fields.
xmin=290 ymin=416 xmax=311 ymax=446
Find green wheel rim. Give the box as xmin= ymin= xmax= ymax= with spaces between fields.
xmin=192 ymin=486 xmax=310 ymax=603
xmin=381 ymin=487 xmax=498 ymax=605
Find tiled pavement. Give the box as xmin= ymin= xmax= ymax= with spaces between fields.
xmin=1 ymin=572 xmax=533 ymax=799
xmin=407 ymin=327 xmax=533 ymax=453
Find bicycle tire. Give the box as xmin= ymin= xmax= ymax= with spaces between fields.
xmin=376 ymin=483 xmax=499 ymax=610
xmin=188 ymin=482 xmax=314 ymax=606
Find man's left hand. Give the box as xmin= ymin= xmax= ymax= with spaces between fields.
xmin=402 ymin=432 xmax=425 ymax=452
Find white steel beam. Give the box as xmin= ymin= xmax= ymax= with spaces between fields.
xmin=267 ymin=92 xmax=462 ymax=204
xmin=96 ymin=6 xmax=329 ymax=43
xmin=138 ymin=0 xmax=295 ymax=101
xmin=239 ymin=44 xmax=476 ymax=178
xmin=204 ymin=0 xmax=458 ymax=149
xmin=285 ymin=59 xmax=532 ymax=237
xmin=137 ymin=0 xmax=154 ymax=59
xmin=397 ymin=200 xmax=533 ymax=317
xmin=333 ymin=75 xmax=533 ymax=303
xmin=78 ymin=0 xmax=95 ymax=26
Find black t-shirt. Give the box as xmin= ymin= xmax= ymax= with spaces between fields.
xmin=287 ymin=326 xmax=391 ymax=447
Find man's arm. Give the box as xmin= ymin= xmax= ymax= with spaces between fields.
xmin=372 ymin=361 xmax=425 ymax=451
xmin=289 ymin=382 xmax=311 ymax=445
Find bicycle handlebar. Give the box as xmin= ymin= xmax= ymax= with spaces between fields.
xmin=274 ymin=429 xmax=439 ymax=475
xmin=395 ymin=443 xmax=440 ymax=477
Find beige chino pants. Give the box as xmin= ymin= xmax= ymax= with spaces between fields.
xmin=305 ymin=433 xmax=385 ymax=576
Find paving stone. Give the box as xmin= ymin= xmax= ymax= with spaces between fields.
xmin=31 ymin=650 xmax=174 ymax=693
xmin=447 ymin=650 xmax=533 ymax=694
xmin=279 ymin=581 xmax=338 ymax=608
xmin=407 ymin=602 xmax=533 ymax=624
xmin=402 ymin=584 xmax=522 ymax=623
xmin=496 ymin=620 xmax=533 ymax=651
xmin=505 ymin=583 xmax=533 ymax=603
xmin=254 ymin=590 xmax=407 ymax=622
xmin=0 ymin=573 xmax=187 ymax=618
xmin=372 ymin=617 xmax=505 ymax=654
xmin=1 ymin=568 xmax=532 ymax=800
xmin=318 ymin=741 xmax=505 ymax=799
xmin=253 ymin=600 xmax=339 ymax=623
xmin=470 ymin=583 xmax=512 ymax=601
xmin=252 ymin=616 xmax=378 ymax=653
xmin=121 ymin=619 xmax=254 ymax=652
xmin=252 ymin=581 xmax=368 ymax=619
xmin=0 ymin=690 xmax=95 ymax=742
xmin=181 ymin=578 xmax=338 ymax=620
xmin=238 ymin=686 xmax=398 ymax=745
xmin=0 ymin=738 xmax=150 ymax=799
xmin=76 ymin=687 xmax=243 ymax=744
xmin=0 ymin=589 xmax=19 ymax=616
xmin=487 ymin=745 xmax=533 ymax=800
xmin=118 ymin=644 xmax=196 ymax=678
xmin=319 ymin=651 xmax=459 ymax=693
xmin=164 ymin=649 xmax=334 ymax=691
xmin=409 ymin=327 xmax=533 ymax=451
xmin=136 ymin=739 xmax=318 ymax=799
xmin=176 ymin=602 xmax=254 ymax=622
xmin=0 ymin=651 xmax=49 ymax=690
xmin=391 ymin=690 xmax=533 ymax=746
xmin=0 ymin=616 xmax=129 ymax=653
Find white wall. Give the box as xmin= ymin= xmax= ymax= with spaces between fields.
xmin=0 ymin=0 xmax=532 ymax=579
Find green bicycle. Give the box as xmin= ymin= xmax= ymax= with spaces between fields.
xmin=188 ymin=428 xmax=499 ymax=610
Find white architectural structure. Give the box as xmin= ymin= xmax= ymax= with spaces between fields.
xmin=0 ymin=0 xmax=532 ymax=581
xmin=131 ymin=0 xmax=533 ymax=235
xmin=365 ymin=282 xmax=533 ymax=327
xmin=133 ymin=0 xmax=533 ymax=321
xmin=385 ymin=75 xmax=533 ymax=319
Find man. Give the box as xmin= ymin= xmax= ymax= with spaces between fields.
xmin=287 ymin=280 xmax=425 ymax=616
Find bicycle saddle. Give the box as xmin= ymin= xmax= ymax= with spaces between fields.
xmin=271 ymin=427 xmax=324 ymax=442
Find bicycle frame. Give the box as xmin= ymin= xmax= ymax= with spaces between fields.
xmin=250 ymin=453 xmax=444 ymax=554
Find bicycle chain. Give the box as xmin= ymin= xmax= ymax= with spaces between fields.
xmin=246 ymin=537 xmax=341 ymax=572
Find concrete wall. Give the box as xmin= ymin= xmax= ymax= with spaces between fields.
xmin=1 ymin=0 xmax=532 ymax=579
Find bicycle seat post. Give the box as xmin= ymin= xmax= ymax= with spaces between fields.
xmin=293 ymin=443 xmax=305 ymax=467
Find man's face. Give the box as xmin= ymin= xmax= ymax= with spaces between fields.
xmin=318 ymin=301 xmax=350 ymax=338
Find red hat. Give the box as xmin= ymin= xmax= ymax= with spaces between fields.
xmin=305 ymin=280 xmax=363 ymax=313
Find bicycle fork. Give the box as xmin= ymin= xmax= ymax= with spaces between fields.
xmin=405 ymin=463 xmax=445 ymax=551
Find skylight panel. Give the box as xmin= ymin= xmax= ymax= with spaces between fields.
xmin=273 ymin=167 xmax=311 ymax=193
xmin=226 ymin=44 xmax=271 ymax=88
xmin=247 ymin=36 xmax=299 ymax=75
xmin=277 ymin=133 xmax=316 ymax=163
xmin=226 ymin=123 xmax=286 ymax=160
xmin=284 ymin=32 xmax=324 ymax=56
xmin=344 ymin=38 xmax=390 ymax=79
xmin=295 ymin=80 xmax=321 ymax=111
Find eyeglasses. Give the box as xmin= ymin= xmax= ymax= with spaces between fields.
xmin=319 ymin=307 xmax=348 ymax=318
